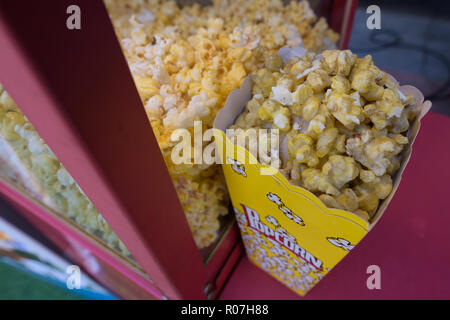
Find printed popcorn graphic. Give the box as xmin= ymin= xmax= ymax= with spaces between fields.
xmin=227 ymin=157 xmax=247 ymax=177
xmin=236 ymin=203 xmax=325 ymax=293
xmin=327 ymin=237 xmax=356 ymax=252
xmin=238 ymin=215 xmax=325 ymax=293
xmin=265 ymin=215 xmax=279 ymax=226
xmin=232 ymin=184 xmax=368 ymax=295
xmin=267 ymin=192 xmax=305 ymax=226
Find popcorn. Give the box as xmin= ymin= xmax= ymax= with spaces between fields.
xmin=271 ymin=85 xmax=294 ymax=106
xmin=105 ymin=0 xmax=338 ymax=248
xmin=231 ymin=50 xmax=420 ymax=220
xmin=0 ymin=91 xmax=131 ymax=257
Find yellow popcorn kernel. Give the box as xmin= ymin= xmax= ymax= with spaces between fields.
xmin=333 ymin=134 xmax=346 ymax=154
xmin=378 ymin=88 xmax=404 ymax=119
xmin=0 ymin=91 xmax=16 ymax=109
xmin=302 ymin=96 xmax=320 ymax=121
xmin=389 ymin=112 xmax=410 ymax=133
xmin=302 ymin=168 xmax=339 ymax=196
xmin=290 ymin=102 xmax=303 ymax=117
xmin=354 ymin=184 xmax=379 ymax=213
xmin=234 ymin=112 xmax=249 ymax=128
xmin=386 ymin=156 xmax=401 ymax=175
xmin=289 ymin=161 xmax=306 ymax=185
xmin=390 ymin=133 xmax=408 ymax=145
xmin=307 ymin=114 xmax=327 ymax=136
xmin=319 ymin=194 xmax=344 ymax=210
xmin=316 ymin=127 xmax=339 ymax=158
xmin=363 ymin=103 xmax=388 ymax=130
xmin=273 ymin=107 xmax=291 ymax=132
xmin=327 ymin=93 xmax=364 ymax=129
xmin=346 ymin=127 xmax=405 ymax=177
xmin=246 ymin=98 xmax=261 ymax=114
xmin=363 ymin=84 xmax=385 ymax=101
xmin=145 ymin=95 xmax=164 ymax=120
xmin=351 ymin=69 xmax=373 ymax=93
xmin=321 ymin=50 xmax=339 ymax=73
xmin=2 ymin=111 xmax=25 ymax=141
xmin=322 ymin=155 xmax=359 ymax=189
xmin=252 ymin=69 xmax=278 ymax=98
xmin=373 ymin=174 xmax=393 ymax=200
xmin=306 ymin=69 xmax=330 ymax=93
xmin=295 ymin=144 xmax=319 ymax=167
xmin=292 ymin=83 xmax=314 ymax=104
xmin=288 ymin=53 xmax=315 ymax=77
xmin=336 ymin=188 xmax=359 ymax=212
xmin=229 ymin=62 xmax=247 ymax=84
xmin=331 ymin=75 xmax=351 ymax=93
xmin=257 ymin=99 xmax=281 ymax=121
xmin=244 ymin=112 xmax=262 ymax=127
xmin=287 ymin=132 xmax=314 ymax=159
xmin=360 ymin=169 xmax=376 ymax=183
xmin=352 ymin=54 xmax=374 ymax=74
xmin=321 ymin=50 xmax=356 ymax=76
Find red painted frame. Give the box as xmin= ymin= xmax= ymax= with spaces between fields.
xmin=0 ymin=0 xmax=357 ymax=299
xmin=330 ymin=0 xmax=359 ymax=49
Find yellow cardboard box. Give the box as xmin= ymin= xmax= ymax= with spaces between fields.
xmin=213 ymin=62 xmax=431 ymax=296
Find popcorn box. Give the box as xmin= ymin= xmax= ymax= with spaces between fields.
xmin=213 ymin=61 xmax=432 ymax=296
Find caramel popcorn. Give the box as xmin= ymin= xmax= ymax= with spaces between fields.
xmin=105 ymin=0 xmax=338 ymax=247
xmin=231 ymin=49 xmax=421 ymax=220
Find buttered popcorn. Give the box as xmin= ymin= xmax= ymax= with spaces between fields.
xmin=230 ymin=50 xmax=420 ymax=220
xmin=104 ymin=0 xmax=338 ymax=248
xmin=0 ymin=88 xmax=131 ymax=257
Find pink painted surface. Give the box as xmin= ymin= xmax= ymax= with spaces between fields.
xmin=220 ymin=111 xmax=450 ymax=300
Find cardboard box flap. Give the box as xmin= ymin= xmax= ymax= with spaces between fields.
xmin=214 ymin=76 xmax=252 ymax=131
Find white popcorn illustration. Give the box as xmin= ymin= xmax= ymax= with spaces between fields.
xmin=292 ymin=214 xmax=305 ymax=226
xmin=265 ymin=215 xmax=279 ymax=226
xmin=327 ymin=237 xmax=355 ymax=252
xmin=267 ymin=192 xmax=305 ymax=226
xmin=227 ymin=157 xmax=247 ymax=177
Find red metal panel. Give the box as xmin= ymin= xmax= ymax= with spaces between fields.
xmin=330 ymin=0 xmax=359 ymax=49
xmin=0 ymin=0 xmax=207 ymax=299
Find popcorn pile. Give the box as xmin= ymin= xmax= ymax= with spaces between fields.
xmin=230 ymin=50 xmax=421 ymax=220
xmin=105 ymin=0 xmax=339 ymax=247
xmin=0 ymin=86 xmax=131 ymax=257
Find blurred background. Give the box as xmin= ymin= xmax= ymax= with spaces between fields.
xmin=0 ymin=0 xmax=448 ymax=299
xmin=349 ymin=0 xmax=450 ymax=115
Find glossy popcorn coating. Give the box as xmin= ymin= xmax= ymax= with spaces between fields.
xmin=231 ymin=50 xmax=420 ymax=220
xmin=105 ymin=0 xmax=338 ymax=247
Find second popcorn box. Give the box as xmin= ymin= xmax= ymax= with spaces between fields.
xmin=213 ymin=48 xmax=432 ymax=296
